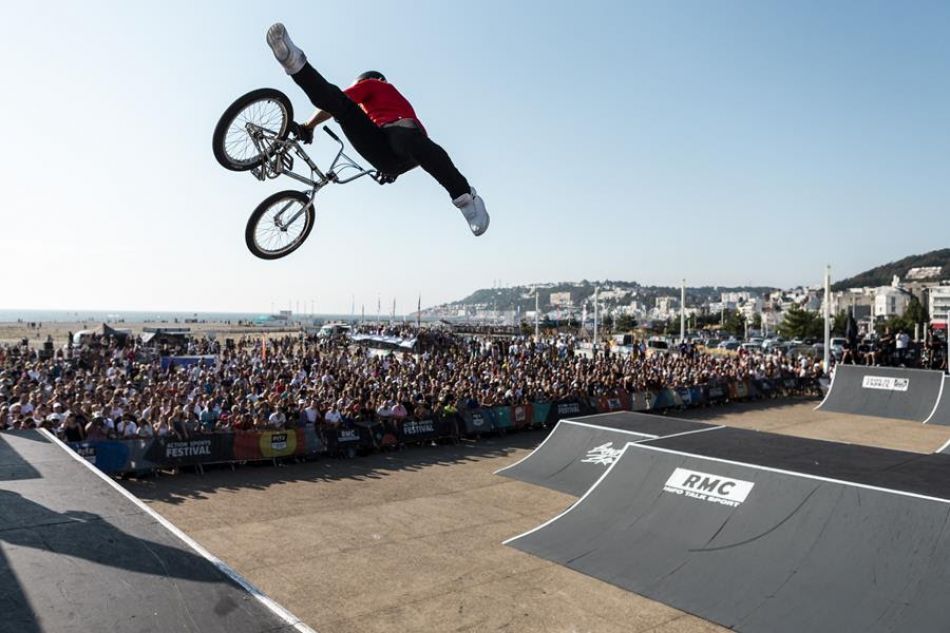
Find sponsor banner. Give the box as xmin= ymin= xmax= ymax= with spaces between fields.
xmin=688 ymin=386 xmax=705 ymax=405
xmin=511 ymin=404 xmax=532 ymax=429
xmin=728 ymin=381 xmax=750 ymax=400
xmin=651 ymin=389 xmax=679 ymax=410
xmin=460 ymin=408 xmax=496 ymax=435
xmin=493 ymin=407 xmax=515 ymax=430
xmin=630 ymin=392 xmax=651 ymax=411
xmin=707 ymin=384 xmax=727 ymax=401
xmin=546 ymin=399 xmax=592 ymax=424
xmin=531 ymin=402 xmax=551 ymax=426
xmin=145 ymin=434 xmax=233 ymax=466
xmin=675 ymin=387 xmax=692 ymax=407
xmin=861 ymin=376 xmax=910 ymax=392
xmin=663 ymin=467 xmax=754 ymax=508
xmin=594 ymin=396 xmax=627 ymax=413
xmin=69 ymin=440 xmax=132 ymax=475
xmin=399 ymin=418 xmax=438 ymax=442
xmin=233 ymin=429 xmax=301 ymax=460
xmin=301 ymin=426 xmax=326 ymax=455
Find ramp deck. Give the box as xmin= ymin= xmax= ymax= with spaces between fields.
xmin=0 ymin=431 xmax=311 ymax=633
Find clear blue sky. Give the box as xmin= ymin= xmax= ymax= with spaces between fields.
xmin=1 ymin=1 xmax=947 ymax=314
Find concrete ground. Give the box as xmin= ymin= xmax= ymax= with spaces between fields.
xmin=122 ymin=400 xmax=950 ymax=633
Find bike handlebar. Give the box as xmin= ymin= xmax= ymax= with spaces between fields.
xmin=323 ymin=126 xmax=342 ymax=143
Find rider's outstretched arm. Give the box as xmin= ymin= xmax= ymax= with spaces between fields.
xmin=304 ymin=110 xmax=333 ymax=131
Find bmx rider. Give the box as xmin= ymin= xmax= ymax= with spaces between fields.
xmin=266 ymin=23 xmax=490 ymax=236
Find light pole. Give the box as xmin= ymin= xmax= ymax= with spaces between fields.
xmin=823 ymin=265 xmax=831 ymax=374
xmin=534 ymin=289 xmax=540 ymax=341
xmin=593 ymin=287 xmax=599 ymax=353
xmin=680 ymin=278 xmax=686 ymax=343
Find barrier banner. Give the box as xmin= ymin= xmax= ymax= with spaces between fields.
xmin=233 ymin=429 xmax=301 ymax=460
xmin=782 ymin=377 xmax=799 ymax=392
xmin=651 ymin=389 xmax=679 ymax=410
xmin=594 ymin=396 xmax=626 ymax=413
xmin=399 ymin=417 xmax=458 ymax=444
xmin=631 ymin=392 xmax=651 ymax=411
xmin=675 ymin=387 xmax=692 ymax=407
xmin=398 ymin=419 xmax=439 ymax=443
xmin=531 ymin=403 xmax=551 ymax=426
xmin=546 ymin=399 xmax=589 ymax=424
xmin=69 ymin=440 xmax=133 ymax=475
xmin=460 ymin=408 xmax=496 ymax=435
xmin=301 ymin=426 xmax=326 ymax=455
xmin=493 ymin=407 xmax=515 ymax=431
xmin=145 ymin=434 xmax=234 ymax=467
xmin=511 ymin=404 xmax=532 ymax=430
xmin=688 ymin=386 xmax=705 ymax=406
xmin=707 ymin=384 xmax=727 ymax=402
xmin=737 ymin=380 xmax=751 ymax=399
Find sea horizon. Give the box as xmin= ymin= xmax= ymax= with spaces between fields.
xmin=0 ymin=309 xmax=415 ymax=324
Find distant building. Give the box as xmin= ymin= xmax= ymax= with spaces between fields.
xmin=874 ymin=288 xmax=910 ymax=318
xmin=929 ymin=286 xmax=950 ymax=323
xmin=907 ymin=266 xmax=943 ymax=281
xmin=721 ymin=291 xmax=753 ymax=304
xmin=549 ymin=292 xmax=572 ymax=307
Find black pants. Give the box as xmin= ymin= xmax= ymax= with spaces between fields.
xmin=291 ymin=64 xmax=470 ymax=199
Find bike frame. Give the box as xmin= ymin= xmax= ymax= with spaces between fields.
xmin=244 ymin=124 xmax=377 ymax=229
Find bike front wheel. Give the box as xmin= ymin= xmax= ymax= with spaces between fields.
xmin=213 ymin=88 xmax=294 ymax=171
xmin=245 ymin=190 xmax=315 ymax=260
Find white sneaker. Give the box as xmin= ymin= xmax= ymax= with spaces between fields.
xmin=266 ymin=23 xmax=307 ymax=75
xmin=453 ymin=188 xmax=490 ymax=236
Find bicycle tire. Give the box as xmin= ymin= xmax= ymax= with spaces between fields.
xmin=212 ymin=88 xmax=294 ymax=171
xmin=245 ymin=190 xmax=315 ymax=260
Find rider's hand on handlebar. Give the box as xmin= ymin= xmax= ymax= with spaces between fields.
xmin=291 ymin=122 xmax=313 ymax=145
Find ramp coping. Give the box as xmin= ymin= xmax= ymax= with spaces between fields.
xmin=922 ymin=375 xmax=948 ymax=424
xmin=39 ymin=429 xmax=318 ymax=633
xmin=492 ymin=419 xmax=658 ymax=476
xmin=502 ymin=425 xmax=724 ymax=544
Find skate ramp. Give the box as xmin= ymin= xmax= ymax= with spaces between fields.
xmin=816 ymin=365 xmax=944 ymax=421
xmin=507 ymin=436 xmax=950 ymax=633
xmin=0 ymin=430 xmax=312 ymax=633
xmin=495 ymin=411 xmax=716 ymax=496
xmin=926 ymin=376 xmax=950 ymax=426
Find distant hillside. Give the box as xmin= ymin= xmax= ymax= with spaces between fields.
xmin=832 ymin=249 xmax=950 ymax=291
xmin=441 ymin=280 xmax=778 ymax=313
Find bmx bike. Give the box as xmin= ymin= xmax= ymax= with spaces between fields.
xmin=212 ymin=88 xmax=398 ymax=259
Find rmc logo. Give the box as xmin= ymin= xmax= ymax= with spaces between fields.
xmin=663 ymin=467 xmax=754 ymax=508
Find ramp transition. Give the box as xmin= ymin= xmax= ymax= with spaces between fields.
xmin=816 ymin=364 xmax=944 ymax=422
xmin=506 ymin=429 xmax=950 ymax=633
xmin=494 ymin=411 xmax=716 ymax=496
xmin=0 ymin=431 xmax=313 ymax=633
xmin=926 ymin=376 xmax=950 ymax=426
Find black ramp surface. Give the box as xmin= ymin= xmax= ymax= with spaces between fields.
xmin=507 ymin=442 xmax=950 ymax=633
xmin=816 ymin=364 xmax=944 ymax=421
xmin=645 ymin=425 xmax=950 ymax=496
xmin=495 ymin=412 xmax=715 ymax=496
xmin=926 ymin=376 xmax=950 ymax=426
xmin=0 ymin=431 xmax=310 ymax=633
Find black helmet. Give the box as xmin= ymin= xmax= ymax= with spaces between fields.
xmin=356 ymin=70 xmax=386 ymax=82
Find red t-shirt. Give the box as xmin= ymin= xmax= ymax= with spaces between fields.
xmin=343 ymin=79 xmax=426 ymax=134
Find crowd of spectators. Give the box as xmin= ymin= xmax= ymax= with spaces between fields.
xmin=0 ymin=328 xmax=823 ymax=442
xmin=838 ymin=327 xmax=948 ymax=371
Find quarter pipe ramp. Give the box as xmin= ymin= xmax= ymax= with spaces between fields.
xmin=816 ymin=365 xmax=944 ymax=421
xmin=506 ymin=431 xmax=950 ymax=633
xmin=495 ymin=411 xmax=716 ymax=496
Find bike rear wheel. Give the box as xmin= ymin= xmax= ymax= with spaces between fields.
xmin=245 ymin=190 xmax=315 ymax=259
xmin=213 ymin=88 xmax=294 ymax=171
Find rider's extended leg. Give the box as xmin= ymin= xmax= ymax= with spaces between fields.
xmin=386 ymin=127 xmax=489 ymax=236
xmin=288 ymin=64 xmax=403 ymax=173
xmin=384 ymin=127 xmax=469 ymax=199
xmin=267 ymin=25 xmax=402 ymax=173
